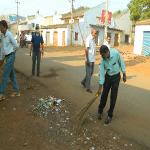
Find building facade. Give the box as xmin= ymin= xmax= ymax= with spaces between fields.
xmin=134 ymin=19 xmax=150 ymax=55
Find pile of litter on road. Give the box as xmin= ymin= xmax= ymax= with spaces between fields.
xmin=32 ymin=96 xmax=69 ymax=118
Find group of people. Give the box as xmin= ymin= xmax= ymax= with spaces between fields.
xmin=0 ymin=20 xmax=126 ymax=124
xmin=0 ymin=20 xmax=43 ymax=100
xmin=81 ymin=28 xmax=126 ymax=124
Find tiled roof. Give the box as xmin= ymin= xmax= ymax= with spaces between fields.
xmin=136 ymin=19 xmax=150 ymax=25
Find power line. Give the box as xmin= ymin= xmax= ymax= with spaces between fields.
xmin=0 ymin=1 xmax=15 ymax=15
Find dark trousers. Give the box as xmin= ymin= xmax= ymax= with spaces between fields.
xmin=32 ymin=52 xmax=41 ymax=76
xmin=98 ymin=72 xmax=120 ymax=117
xmin=82 ymin=62 xmax=94 ymax=90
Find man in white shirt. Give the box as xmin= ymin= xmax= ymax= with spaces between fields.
xmin=103 ymin=35 xmax=111 ymax=50
xmin=0 ymin=20 xmax=20 ymax=101
xmin=81 ymin=28 xmax=97 ymax=93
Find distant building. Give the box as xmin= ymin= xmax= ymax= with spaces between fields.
xmin=112 ymin=10 xmax=133 ymax=45
xmin=134 ymin=19 xmax=150 ymax=55
xmin=0 ymin=14 xmax=26 ymax=24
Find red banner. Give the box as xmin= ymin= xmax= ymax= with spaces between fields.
xmin=101 ymin=10 xmax=112 ymax=24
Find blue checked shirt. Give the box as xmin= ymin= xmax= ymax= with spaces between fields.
xmin=99 ymin=49 xmax=125 ymax=85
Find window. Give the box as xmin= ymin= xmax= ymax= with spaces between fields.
xmin=75 ymin=32 xmax=78 ymax=41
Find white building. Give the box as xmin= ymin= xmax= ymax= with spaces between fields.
xmin=41 ymin=4 xmax=133 ymax=46
xmin=134 ymin=19 xmax=150 ymax=55
xmin=18 ymin=11 xmax=45 ymax=34
xmin=112 ymin=10 xmax=132 ymax=44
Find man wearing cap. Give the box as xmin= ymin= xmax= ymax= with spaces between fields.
xmin=30 ymin=26 xmax=44 ymax=77
xmin=0 ymin=20 xmax=20 ymax=101
xmin=97 ymin=45 xmax=126 ymax=124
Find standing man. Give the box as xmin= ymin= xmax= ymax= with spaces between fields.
xmin=103 ymin=35 xmax=111 ymax=50
xmin=97 ymin=45 xmax=126 ymax=123
xmin=81 ymin=28 xmax=97 ymax=93
xmin=30 ymin=26 xmax=44 ymax=77
xmin=0 ymin=20 xmax=20 ymax=101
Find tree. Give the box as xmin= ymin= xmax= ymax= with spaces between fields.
xmin=113 ymin=10 xmax=122 ymax=15
xmin=128 ymin=0 xmax=150 ymax=22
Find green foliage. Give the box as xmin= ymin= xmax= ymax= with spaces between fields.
xmin=113 ymin=10 xmax=122 ymax=15
xmin=77 ymin=6 xmax=90 ymax=9
xmin=128 ymin=0 xmax=150 ymax=22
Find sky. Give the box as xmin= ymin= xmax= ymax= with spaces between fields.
xmin=0 ymin=0 xmax=131 ymax=18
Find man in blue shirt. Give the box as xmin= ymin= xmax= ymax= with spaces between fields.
xmin=97 ymin=45 xmax=126 ymax=124
xmin=30 ymin=26 xmax=44 ymax=77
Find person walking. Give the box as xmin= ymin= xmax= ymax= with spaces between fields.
xmin=0 ymin=20 xmax=20 ymax=101
xmin=97 ymin=45 xmax=126 ymax=123
xmin=81 ymin=28 xmax=97 ymax=93
xmin=30 ymin=26 xmax=44 ymax=77
xmin=103 ymin=35 xmax=111 ymax=50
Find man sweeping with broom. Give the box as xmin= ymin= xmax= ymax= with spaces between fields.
xmin=97 ymin=45 xmax=126 ymax=124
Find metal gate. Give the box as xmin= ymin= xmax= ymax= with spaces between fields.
xmin=142 ymin=31 xmax=150 ymax=55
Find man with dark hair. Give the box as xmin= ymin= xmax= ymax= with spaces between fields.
xmin=30 ymin=26 xmax=44 ymax=77
xmin=103 ymin=35 xmax=111 ymax=50
xmin=81 ymin=28 xmax=97 ymax=93
xmin=97 ymin=45 xmax=126 ymax=123
xmin=0 ymin=20 xmax=20 ymax=101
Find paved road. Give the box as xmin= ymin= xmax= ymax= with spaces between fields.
xmin=8 ymin=46 xmax=150 ymax=148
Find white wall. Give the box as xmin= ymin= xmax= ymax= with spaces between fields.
xmin=53 ymin=15 xmax=64 ymax=25
xmin=42 ymin=28 xmax=68 ymax=46
xmin=134 ymin=25 xmax=150 ymax=55
xmin=114 ymin=11 xmax=131 ymax=35
xmin=28 ymin=13 xmax=45 ymax=26
xmin=84 ymin=3 xmax=106 ymax=25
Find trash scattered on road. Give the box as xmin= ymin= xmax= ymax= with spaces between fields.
xmin=124 ymin=144 xmax=127 ymax=147
xmin=13 ymin=108 xmax=16 ymax=110
xmin=32 ymin=95 xmax=69 ymax=118
xmin=104 ymin=124 xmax=107 ymax=126
xmin=23 ymin=142 xmax=28 ymax=146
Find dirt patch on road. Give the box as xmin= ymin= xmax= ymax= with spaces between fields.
xmin=0 ymin=69 xmax=149 ymax=150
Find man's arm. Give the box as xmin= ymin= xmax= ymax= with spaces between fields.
xmin=10 ymin=33 xmax=19 ymax=51
xmin=85 ymin=47 xmax=89 ymax=66
xmin=30 ymin=36 xmax=33 ymax=56
xmin=85 ymin=36 xmax=90 ymax=66
xmin=0 ymin=40 xmax=4 ymax=65
xmin=40 ymin=35 xmax=44 ymax=57
xmin=30 ymin=43 xmax=33 ymax=56
xmin=118 ymin=52 xmax=126 ymax=82
xmin=97 ymin=59 xmax=105 ymax=95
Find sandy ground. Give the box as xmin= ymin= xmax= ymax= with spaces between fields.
xmin=0 ymin=44 xmax=150 ymax=150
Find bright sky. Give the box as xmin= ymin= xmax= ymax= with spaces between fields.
xmin=0 ymin=0 xmax=131 ymax=18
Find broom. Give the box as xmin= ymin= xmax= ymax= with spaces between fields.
xmin=71 ymin=94 xmax=100 ymax=128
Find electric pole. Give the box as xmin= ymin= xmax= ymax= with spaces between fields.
xmin=104 ymin=0 xmax=108 ymax=42
xmin=16 ymin=0 xmax=19 ymax=43
xmin=70 ymin=0 xmax=73 ymax=46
